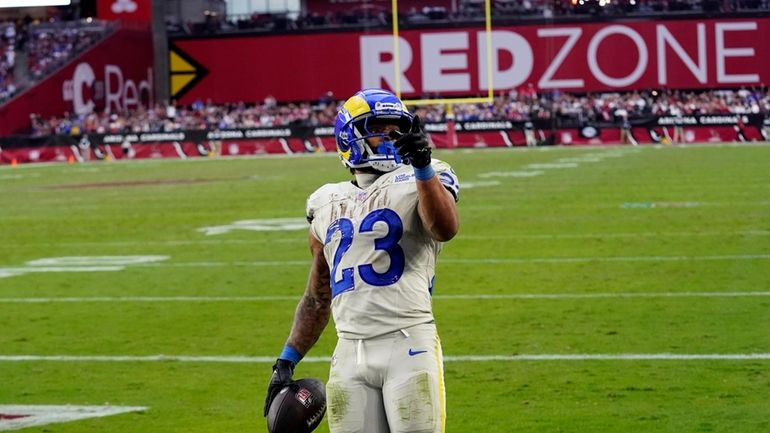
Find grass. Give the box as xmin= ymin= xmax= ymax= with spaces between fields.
xmin=0 ymin=143 xmax=769 ymax=432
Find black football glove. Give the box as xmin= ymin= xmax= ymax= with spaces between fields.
xmin=390 ymin=115 xmax=432 ymax=168
xmin=263 ymin=359 xmax=295 ymax=417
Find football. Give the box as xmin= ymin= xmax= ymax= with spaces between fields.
xmin=266 ymin=378 xmax=327 ymax=433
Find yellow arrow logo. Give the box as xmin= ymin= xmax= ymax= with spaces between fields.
xmin=168 ymin=45 xmax=208 ymax=99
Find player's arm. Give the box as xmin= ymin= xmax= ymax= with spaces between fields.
xmin=264 ymin=230 xmax=331 ymax=416
xmin=392 ymin=115 xmax=459 ymax=242
xmin=416 ymin=176 xmax=458 ymax=242
xmin=286 ymin=232 xmax=332 ymax=354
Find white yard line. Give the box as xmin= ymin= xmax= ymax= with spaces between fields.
xmin=456 ymin=230 xmax=770 ymax=240
xmin=121 ymin=254 xmax=770 ymax=269
xmin=462 ymin=200 xmax=770 ymax=211
xmin=137 ymin=260 xmax=310 ymax=267
xmin=0 ymin=296 xmax=300 ymax=303
xmin=1 ymin=230 xmax=766 ymax=249
xmin=1 ymin=291 xmax=769 ymax=304
xmin=0 ymin=405 xmax=147 ymax=432
xmin=440 ymin=254 xmax=770 ymax=264
xmin=0 ymin=238 xmax=305 ymax=248
xmin=437 ymin=291 xmax=770 ymax=299
xmin=0 ymin=354 xmax=768 ymax=364
xmin=476 ymin=149 xmax=636 ymax=180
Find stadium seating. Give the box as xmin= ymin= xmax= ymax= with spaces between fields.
xmin=0 ymin=19 xmax=110 ymax=104
xmin=27 ymin=89 xmax=770 ymax=137
xmin=0 ymin=21 xmax=18 ymax=103
xmin=170 ymin=0 xmax=770 ymax=35
xmin=26 ymin=21 xmax=109 ymax=79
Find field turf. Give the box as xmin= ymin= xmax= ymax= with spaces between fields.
xmin=1 ymin=143 xmax=769 ymax=432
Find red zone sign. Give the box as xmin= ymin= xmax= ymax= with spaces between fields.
xmin=172 ymin=18 xmax=770 ymax=104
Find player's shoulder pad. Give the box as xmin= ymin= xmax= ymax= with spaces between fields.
xmin=306 ymin=182 xmax=346 ymax=223
xmin=431 ymin=159 xmax=460 ymax=202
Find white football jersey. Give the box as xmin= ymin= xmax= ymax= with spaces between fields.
xmin=306 ymin=160 xmax=459 ymax=339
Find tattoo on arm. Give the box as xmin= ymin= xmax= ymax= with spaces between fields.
xmin=286 ymin=234 xmax=332 ymax=356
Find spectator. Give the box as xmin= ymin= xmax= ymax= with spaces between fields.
xmin=26 ymin=88 xmax=770 ymax=137
xmin=26 ymin=21 xmax=107 ymax=79
xmin=0 ymin=21 xmax=19 ymax=102
xmin=169 ymin=0 xmax=770 ymax=36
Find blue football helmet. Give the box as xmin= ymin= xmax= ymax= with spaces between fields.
xmin=334 ymin=89 xmax=414 ymax=172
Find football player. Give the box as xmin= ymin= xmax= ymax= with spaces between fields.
xmin=263 ymin=88 xmax=460 ymax=433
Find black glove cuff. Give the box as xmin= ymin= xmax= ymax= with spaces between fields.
xmin=274 ymin=358 xmax=295 ymax=372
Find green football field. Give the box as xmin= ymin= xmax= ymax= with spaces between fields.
xmin=1 ymin=143 xmax=769 ymax=433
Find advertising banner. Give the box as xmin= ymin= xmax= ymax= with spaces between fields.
xmin=2 ymin=115 xmax=765 ymax=149
xmin=170 ymin=18 xmax=770 ymax=104
xmin=3 ymin=121 xmax=765 ymax=166
xmin=0 ymin=28 xmax=154 ymax=135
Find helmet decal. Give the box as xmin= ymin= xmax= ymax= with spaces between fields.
xmin=334 ymin=89 xmax=414 ymax=173
xmin=374 ymin=101 xmax=403 ymax=112
xmin=342 ymin=96 xmax=371 ymax=118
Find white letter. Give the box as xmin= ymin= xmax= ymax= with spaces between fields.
xmin=421 ymin=32 xmax=470 ymax=92
xmin=538 ymin=27 xmax=584 ymax=89
xmin=124 ymin=80 xmax=138 ymax=110
xmin=104 ymin=65 xmax=124 ymax=113
xmin=72 ymin=63 xmax=95 ymax=115
xmin=587 ymin=25 xmax=648 ymax=87
xmin=360 ymin=35 xmax=415 ymax=93
xmin=478 ymin=30 xmax=533 ymax=90
xmin=715 ymin=22 xmax=759 ymax=83
xmin=657 ymin=24 xmax=707 ymax=85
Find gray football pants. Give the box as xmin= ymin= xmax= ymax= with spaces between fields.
xmin=326 ymin=322 xmax=445 ymax=433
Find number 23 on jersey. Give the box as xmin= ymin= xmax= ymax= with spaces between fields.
xmin=324 ymin=208 xmax=405 ymax=298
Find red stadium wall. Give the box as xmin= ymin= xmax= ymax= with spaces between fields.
xmin=0 ymin=28 xmax=154 ymax=135
xmin=171 ymin=17 xmax=770 ymax=104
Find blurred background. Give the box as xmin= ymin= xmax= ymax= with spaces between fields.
xmin=0 ymin=0 xmax=768 ymax=164
xmin=1 ymin=3 xmax=769 ymax=433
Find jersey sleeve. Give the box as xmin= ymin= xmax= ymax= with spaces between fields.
xmin=306 ymin=183 xmax=335 ymax=242
xmin=431 ymin=159 xmax=460 ymax=202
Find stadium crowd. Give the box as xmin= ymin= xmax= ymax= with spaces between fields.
xmin=0 ymin=21 xmax=19 ymax=102
xmin=430 ymin=87 xmax=770 ymax=123
xmin=27 ymin=22 xmax=106 ymax=79
xmin=28 ymin=88 xmax=770 ymax=137
xmin=181 ymin=0 xmax=770 ymax=34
